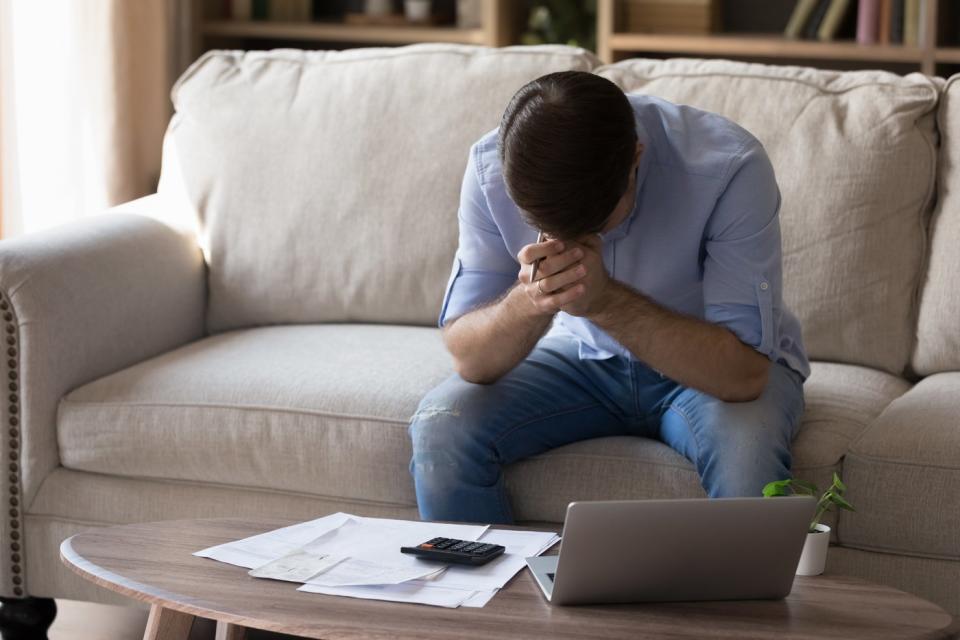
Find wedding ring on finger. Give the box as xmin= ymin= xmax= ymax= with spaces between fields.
xmin=537 ymin=279 xmax=545 ymax=295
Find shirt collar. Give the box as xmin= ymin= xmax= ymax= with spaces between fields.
xmin=598 ymin=116 xmax=652 ymax=243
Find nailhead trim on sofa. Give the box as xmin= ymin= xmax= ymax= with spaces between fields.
xmin=0 ymin=292 xmax=23 ymax=597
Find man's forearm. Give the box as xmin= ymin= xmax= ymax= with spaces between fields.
xmin=587 ymin=280 xmax=770 ymax=402
xmin=443 ymin=284 xmax=553 ymax=384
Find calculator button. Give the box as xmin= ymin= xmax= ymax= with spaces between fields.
xmin=463 ymin=543 xmax=481 ymax=552
xmin=426 ymin=538 xmax=444 ymax=545
xmin=451 ymin=542 xmax=470 ymax=550
xmin=419 ymin=543 xmax=435 ymax=549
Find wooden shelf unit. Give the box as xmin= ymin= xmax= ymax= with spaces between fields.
xmin=202 ymin=20 xmax=487 ymax=45
xmin=196 ymin=0 xmax=521 ymax=54
xmin=597 ymin=0 xmax=953 ymax=76
xmin=937 ymin=47 xmax=960 ymax=64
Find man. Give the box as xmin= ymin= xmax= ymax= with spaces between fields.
xmin=408 ymin=71 xmax=809 ymax=524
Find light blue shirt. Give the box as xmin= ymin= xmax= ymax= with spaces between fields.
xmin=439 ymin=93 xmax=810 ymax=380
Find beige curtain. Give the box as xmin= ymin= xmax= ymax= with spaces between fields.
xmin=0 ymin=0 xmax=194 ymax=238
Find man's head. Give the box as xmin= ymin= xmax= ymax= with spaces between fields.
xmin=498 ymin=70 xmax=641 ymax=241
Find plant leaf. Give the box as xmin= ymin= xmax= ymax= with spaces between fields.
xmin=830 ymin=493 xmax=856 ymax=511
xmin=791 ymin=479 xmax=818 ymax=496
xmin=763 ymin=480 xmax=792 ymax=497
xmin=833 ymin=472 xmax=847 ymax=493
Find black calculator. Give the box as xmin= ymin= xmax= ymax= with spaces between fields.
xmin=400 ymin=537 xmax=505 ymax=566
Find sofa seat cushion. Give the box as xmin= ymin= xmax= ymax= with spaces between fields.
xmin=841 ymin=373 xmax=960 ymax=560
xmin=594 ymin=58 xmax=939 ymax=376
xmin=57 ymin=326 xmax=907 ymax=519
xmin=58 ymin=325 xmax=451 ymax=506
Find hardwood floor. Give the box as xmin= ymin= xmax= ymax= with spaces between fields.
xmin=49 ymin=600 xmax=299 ymax=640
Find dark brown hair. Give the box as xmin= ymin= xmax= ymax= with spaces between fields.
xmin=498 ymin=71 xmax=638 ymax=240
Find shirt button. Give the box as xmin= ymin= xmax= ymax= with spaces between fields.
xmin=760 ymin=282 xmax=769 ymax=291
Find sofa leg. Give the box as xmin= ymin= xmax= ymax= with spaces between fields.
xmin=0 ymin=597 xmax=57 ymax=640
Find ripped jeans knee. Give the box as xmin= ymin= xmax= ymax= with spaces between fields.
xmin=410 ymin=404 xmax=461 ymax=421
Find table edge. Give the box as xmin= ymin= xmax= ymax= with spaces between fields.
xmin=59 ymin=532 xmax=329 ymax=637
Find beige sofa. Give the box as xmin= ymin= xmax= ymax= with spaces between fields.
xmin=2 ymin=44 xmax=958 ymax=616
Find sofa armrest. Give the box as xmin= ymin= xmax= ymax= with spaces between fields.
xmin=0 ymin=197 xmax=205 ymax=596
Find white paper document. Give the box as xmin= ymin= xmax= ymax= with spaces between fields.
xmin=195 ymin=512 xmax=355 ymax=568
xmin=297 ymin=518 xmax=458 ymax=587
xmin=248 ymin=550 xmax=343 ymax=583
xmin=195 ymin=512 xmax=559 ymax=608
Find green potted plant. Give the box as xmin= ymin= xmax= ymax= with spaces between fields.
xmin=520 ymin=0 xmax=597 ymax=51
xmin=763 ymin=472 xmax=855 ymax=576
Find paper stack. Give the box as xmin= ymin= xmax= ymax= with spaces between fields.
xmin=195 ymin=513 xmax=560 ymax=608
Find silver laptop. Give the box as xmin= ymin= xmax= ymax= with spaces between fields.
xmin=526 ymin=496 xmax=815 ymax=605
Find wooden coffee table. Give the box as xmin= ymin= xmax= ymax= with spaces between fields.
xmin=60 ymin=517 xmax=957 ymax=640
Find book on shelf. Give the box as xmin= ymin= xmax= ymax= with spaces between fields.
xmin=889 ymin=0 xmax=904 ymax=44
xmin=902 ymin=0 xmax=919 ymax=46
xmin=855 ymin=0 xmax=926 ymax=45
xmin=878 ymin=0 xmax=892 ymax=45
xmin=916 ymin=0 xmax=929 ymax=47
xmin=817 ymin=0 xmax=851 ymax=41
xmin=785 ymin=0 xmax=819 ymax=39
xmin=803 ymin=0 xmax=832 ymax=40
xmin=855 ymin=0 xmax=879 ymax=45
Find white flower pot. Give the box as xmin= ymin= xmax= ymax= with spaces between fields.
xmin=796 ymin=523 xmax=830 ymax=576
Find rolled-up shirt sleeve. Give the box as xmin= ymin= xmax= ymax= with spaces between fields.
xmin=438 ymin=144 xmax=518 ymax=328
xmin=702 ymin=141 xmax=784 ymax=360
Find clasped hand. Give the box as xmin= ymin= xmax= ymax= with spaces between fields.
xmin=517 ymin=234 xmax=609 ymax=317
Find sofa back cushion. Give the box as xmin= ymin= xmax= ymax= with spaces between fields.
xmin=913 ymin=74 xmax=960 ymax=375
xmin=159 ymin=44 xmax=599 ymax=332
xmin=595 ymin=58 xmax=938 ymax=375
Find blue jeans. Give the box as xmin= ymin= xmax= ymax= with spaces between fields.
xmin=408 ymin=334 xmax=805 ymax=524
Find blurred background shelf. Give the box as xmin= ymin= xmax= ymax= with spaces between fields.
xmin=606 ymin=32 xmax=925 ymax=63
xmin=936 ymin=47 xmax=960 ymax=63
xmin=202 ymin=20 xmax=488 ymax=45
xmin=598 ymin=0 xmax=957 ymax=76
xmin=196 ymin=1 xmax=960 ymax=77
xmin=196 ymin=0 xmax=523 ymax=52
